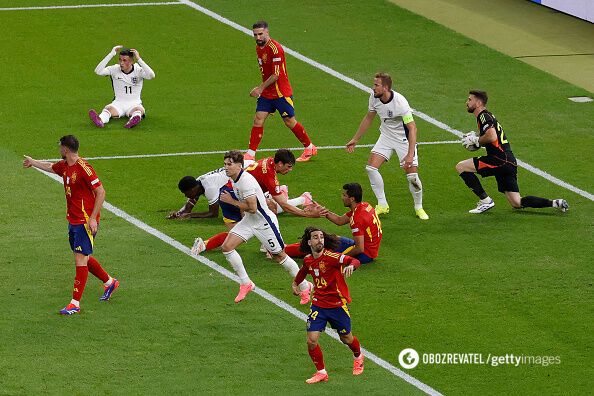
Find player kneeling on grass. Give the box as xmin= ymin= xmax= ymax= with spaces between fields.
xmin=456 ymin=90 xmax=568 ymax=214
xmin=89 ymin=45 xmax=155 ymax=129
xmin=292 ymin=227 xmax=364 ymax=384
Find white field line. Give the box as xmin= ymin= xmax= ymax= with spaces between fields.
xmin=0 ymin=2 xmax=181 ymax=11
xmin=35 ymin=167 xmax=443 ymax=396
xmin=39 ymin=140 xmax=459 ymax=162
xmin=178 ymin=0 xmax=593 ymax=202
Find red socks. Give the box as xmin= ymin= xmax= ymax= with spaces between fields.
xmin=291 ymin=122 xmax=311 ymax=147
xmin=205 ymin=232 xmax=228 ymax=250
xmin=308 ymin=344 xmax=325 ymax=370
xmin=73 ymin=266 xmax=89 ymax=301
xmin=249 ymin=126 xmax=264 ymax=151
xmin=347 ymin=336 xmax=362 ymax=357
xmin=284 ymin=242 xmax=305 ymax=258
xmin=87 ymin=256 xmax=109 ymax=283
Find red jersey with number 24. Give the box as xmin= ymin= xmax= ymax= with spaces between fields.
xmin=52 ymin=158 xmax=102 ymax=225
xmin=294 ymin=250 xmax=361 ymax=308
xmin=256 ymin=39 xmax=293 ymax=99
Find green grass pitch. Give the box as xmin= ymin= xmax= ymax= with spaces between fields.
xmin=0 ymin=0 xmax=592 ymax=394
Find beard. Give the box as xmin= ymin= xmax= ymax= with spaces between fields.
xmin=256 ymin=39 xmax=265 ymax=46
xmin=373 ymin=92 xmax=382 ymax=98
xmin=466 ymin=105 xmax=475 ymax=113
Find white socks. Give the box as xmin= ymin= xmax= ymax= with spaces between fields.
xmin=130 ymin=110 xmax=142 ymax=119
xmin=406 ymin=173 xmax=424 ymax=210
xmin=366 ymin=165 xmax=388 ymax=206
xmin=99 ymin=109 xmax=111 ymax=124
xmin=279 ymin=256 xmax=309 ymax=291
xmin=223 ymin=250 xmax=251 ymax=285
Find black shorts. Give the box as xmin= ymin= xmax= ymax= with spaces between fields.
xmin=473 ymin=156 xmax=519 ymax=193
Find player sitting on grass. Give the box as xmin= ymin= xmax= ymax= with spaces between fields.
xmin=89 ymin=45 xmax=155 ymax=129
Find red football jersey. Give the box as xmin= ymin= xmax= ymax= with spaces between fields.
xmin=345 ymin=202 xmax=382 ymax=258
xmin=245 ymin=157 xmax=282 ymax=197
xmin=295 ymin=249 xmax=361 ymax=308
xmin=52 ymin=158 xmax=102 ymax=225
xmin=256 ymin=38 xmax=293 ymax=99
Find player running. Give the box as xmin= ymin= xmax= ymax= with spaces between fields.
xmin=219 ymin=151 xmax=313 ymax=304
xmin=89 ymin=45 xmax=155 ymax=129
xmin=23 ymin=135 xmax=119 ymax=315
xmin=246 ymin=21 xmax=317 ymax=162
xmin=292 ymin=227 xmax=364 ymax=384
xmin=457 ymin=90 xmax=568 ymax=213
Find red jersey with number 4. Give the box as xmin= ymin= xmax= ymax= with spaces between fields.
xmin=345 ymin=202 xmax=382 ymax=258
xmin=245 ymin=157 xmax=282 ymax=197
xmin=295 ymin=250 xmax=361 ymax=308
xmin=52 ymin=158 xmax=102 ymax=225
xmin=256 ymin=39 xmax=293 ymax=99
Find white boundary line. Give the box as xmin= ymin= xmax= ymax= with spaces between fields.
xmin=0 ymin=1 xmax=181 ymax=11
xmin=178 ymin=0 xmax=593 ymax=202
xmin=40 ymin=140 xmax=459 ymax=162
xmin=36 ymin=167 xmax=442 ymax=396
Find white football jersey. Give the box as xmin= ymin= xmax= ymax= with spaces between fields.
xmin=197 ymin=167 xmax=229 ymax=205
xmin=368 ymin=90 xmax=414 ymax=140
xmin=106 ymin=63 xmax=151 ymax=102
xmin=231 ymin=170 xmax=276 ymax=226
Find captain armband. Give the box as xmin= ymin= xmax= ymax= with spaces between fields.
xmin=402 ymin=113 xmax=414 ymax=124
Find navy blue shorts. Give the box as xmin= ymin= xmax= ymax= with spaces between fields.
xmin=337 ymin=236 xmax=373 ymax=264
xmin=68 ymin=223 xmax=95 ymax=255
xmin=307 ymin=304 xmax=351 ymax=335
xmin=256 ymin=96 xmax=295 ymax=118
xmin=219 ymin=184 xmax=241 ymax=223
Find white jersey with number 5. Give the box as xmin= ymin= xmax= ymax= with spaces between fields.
xmin=368 ymin=90 xmax=414 ymax=141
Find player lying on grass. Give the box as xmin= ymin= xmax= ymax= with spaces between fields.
xmin=292 ymin=227 xmax=364 ymax=384
xmin=285 ymin=183 xmax=382 ymax=264
xmin=89 ymin=45 xmax=155 ymax=129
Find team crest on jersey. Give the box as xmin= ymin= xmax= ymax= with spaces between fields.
xmin=132 ymin=77 xmax=138 ymax=84
xmin=388 ymin=110 xmax=393 ymax=117
xmin=319 ymin=262 xmax=326 ymax=273
xmin=71 ymin=172 xmax=77 ymax=183
xmin=262 ymin=53 xmax=268 ymax=63
xmin=314 ymin=269 xmax=319 ymax=277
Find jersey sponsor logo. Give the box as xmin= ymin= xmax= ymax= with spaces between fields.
xmin=258 ymin=58 xmax=262 ymax=65
xmin=314 ymin=268 xmax=319 ymax=276
xmin=281 ymin=112 xmax=288 ymax=117
xmin=75 ymin=246 xmax=82 ymax=251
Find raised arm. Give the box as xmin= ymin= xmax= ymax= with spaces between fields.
xmin=131 ymin=49 xmax=155 ymax=79
xmin=94 ymin=45 xmax=122 ymax=76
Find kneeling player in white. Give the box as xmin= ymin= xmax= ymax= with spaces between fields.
xmin=89 ymin=45 xmax=155 ymax=129
xmin=346 ymin=73 xmax=428 ymax=220
xmin=219 ymin=150 xmax=313 ymax=304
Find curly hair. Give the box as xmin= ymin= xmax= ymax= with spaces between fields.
xmin=298 ymin=226 xmax=340 ymax=255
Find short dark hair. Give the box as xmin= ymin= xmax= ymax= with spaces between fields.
xmin=469 ymin=90 xmax=488 ymax=105
xmin=119 ymin=48 xmax=134 ymax=59
xmin=59 ymin=135 xmax=79 ymax=152
xmin=343 ymin=182 xmax=363 ymax=203
xmin=298 ymin=226 xmax=341 ymax=255
xmin=375 ymin=72 xmax=392 ymax=89
xmin=274 ymin=149 xmax=295 ymax=165
xmin=224 ymin=150 xmax=244 ymax=164
xmin=178 ymin=176 xmax=199 ymax=193
xmin=253 ymin=20 xmax=268 ymax=29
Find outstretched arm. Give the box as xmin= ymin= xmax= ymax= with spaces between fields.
xmin=22 ymin=155 xmax=55 ymax=173
xmin=95 ymin=45 xmax=122 ymax=76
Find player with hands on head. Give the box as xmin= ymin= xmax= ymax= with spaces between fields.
xmin=89 ymin=45 xmax=155 ymax=129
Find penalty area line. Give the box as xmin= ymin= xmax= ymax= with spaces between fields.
xmin=0 ymin=1 xmax=182 ymax=11
xmin=40 ymin=140 xmax=460 ymax=162
xmin=177 ymin=0 xmax=593 ymax=202
xmin=34 ymin=167 xmax=443 ymax=396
